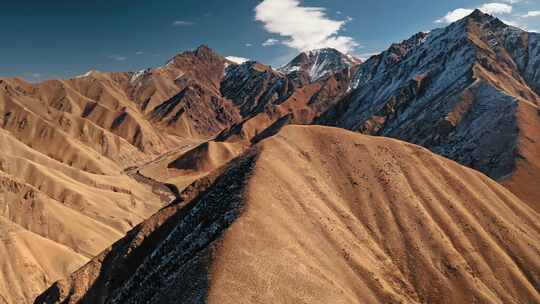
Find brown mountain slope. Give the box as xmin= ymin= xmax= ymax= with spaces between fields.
xmin=36 ymin=125 xmax=540 ymax=304
xmin=134 ymin=56 xmax=358 ymax=192
xmin=137 ymin=139 xmax=246 ymax=192
xmin=0 ymin=217 xmax=87 ymax=304
xmin=498 ymin=98 xmax=540 ymax=211
xmin=0 ymin=45 xmax=246 ymax=303
xmin=0 ymin=45 xmax=244 ymax=165
xmin=0 ymin=124 xmax=166 ymax=303
xmin=128 ymin=45 xmax=241 ymax=139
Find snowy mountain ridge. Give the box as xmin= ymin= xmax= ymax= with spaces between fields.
xmin=318 ymin=9 xmax=540 ymax=185
xmin=278 ymin=48 xmax=362 ymax=82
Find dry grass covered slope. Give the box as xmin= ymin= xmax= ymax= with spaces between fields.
xmin=0 ymin=45 xmax=249 ymax=303
xmin=0 ymin=217 xmax=87 ymax=304
xmin=0 ymin=125 xmax=165 ymax=303
xmin=36 ymin=125 xmax=540 ymax=304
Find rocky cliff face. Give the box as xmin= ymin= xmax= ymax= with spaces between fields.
xmin=217 ymin=64 xmax=356 ymax=143
xmin=221 ymin=61 xmax=296 ymax=117
xmin=213 ymin=50 xmax=359 ymax=144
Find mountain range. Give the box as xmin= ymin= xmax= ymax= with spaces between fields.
xmin=0 ymin=9 xmax=538 ymax=304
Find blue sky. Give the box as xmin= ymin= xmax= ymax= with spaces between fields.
xmin=1 ymin=0 xmax=539 ymax=82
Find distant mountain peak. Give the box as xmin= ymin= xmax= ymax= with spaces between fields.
xmin=194 ymin=44 xmax=216 ymax=57
xmin=165 ymin=45 xmax=225 ymax=67
xmin=279 ymin=47 xmax=362 ymax=82
xmin=470 ymin=8 xmax=488 ymax=18
xmin=461 ymin=8 xmax=512 ymax=29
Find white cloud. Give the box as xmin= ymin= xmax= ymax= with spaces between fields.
xmin=172 ymin=20 xmax=194 ymax=26
xmin=479 ymin=3 xmax=512 ymax=14
xmin=502 ymin=0 xmax=523 ymax=3
xmin=262 ymin=38 xmax=280 ymax=46
xmin=522 ymin=11 xmax=540 ymax=18
xmin=24 ymin=72 xmax=42 ymax=78
xmin=500 ymin=19 xmax=520 ymax=27
xmin=108 ymin=55 xmax=127 ymax=61
xmin=135 ymin=51 xmax=144 ymax=55
xmin=498 ymin=18 xmax=538 ymax=31
xmin=245 ymin=43 xmax=253 ymax=47
xmin=22 ymin=72 xmax=47 ymax=82
xmin=226 ymin=56 xmax=250 ymax=64
xmin=436 ymin=8 xmax=474 ymax=23
xmin=436 ymin=3 xmax=512 ymax=24
xmin=254 ymin=0 xmax=359 ymax=53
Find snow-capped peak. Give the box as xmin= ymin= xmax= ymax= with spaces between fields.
xmin=130 ymin=68 xmax=152 ymax=83
xmin=278 ymin=48 xmax=361 ymax=82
